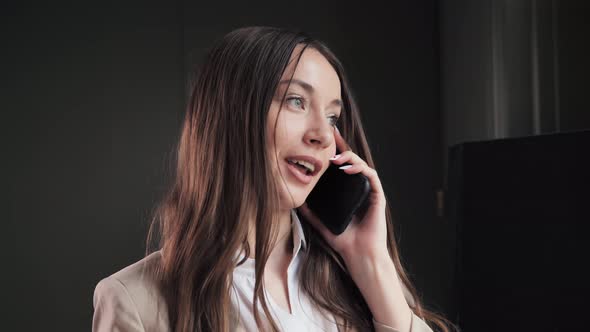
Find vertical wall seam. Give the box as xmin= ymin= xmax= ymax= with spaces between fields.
xmin=491 ymin=0 xmax=505 ymax=139
xmin=531 ymin=0 xmax=541 ymax=135
xmin=551 ymin=0 xmax=561 ymax=132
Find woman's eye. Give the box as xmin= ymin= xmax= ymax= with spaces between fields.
xmin=286 ymin=96 xmax=340 ymax=126
xmin=329 ymin=115 xmax=340 ymax=127
xmin=286 ymin=97 xmax=305 ymax=109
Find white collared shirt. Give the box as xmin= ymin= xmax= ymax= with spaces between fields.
xmin=230 ymin=209 xmax=343 ymax=331
xmin=92 ymin=210 xmax=424 ymax=332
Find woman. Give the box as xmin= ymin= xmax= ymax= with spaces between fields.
xmin=92 ymin=26 xmax=456 ymax=332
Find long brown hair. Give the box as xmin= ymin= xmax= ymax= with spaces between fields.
xmin=146 ymin=26 xmax=458 ymax=332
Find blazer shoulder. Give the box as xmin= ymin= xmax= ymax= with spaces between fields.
xmin=93 ymin=250 xmax=170 ymax=332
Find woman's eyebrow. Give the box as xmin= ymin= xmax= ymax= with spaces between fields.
xmin=279 ymin=79 xmax=342 ymax=108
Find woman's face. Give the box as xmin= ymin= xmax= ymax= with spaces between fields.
xmin=267 ymin=45 xmax=342 ymax=209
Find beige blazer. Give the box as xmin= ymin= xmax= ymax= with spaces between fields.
xmin=92 ymin=250 xmax=434 ymax=332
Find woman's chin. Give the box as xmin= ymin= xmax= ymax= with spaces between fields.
xmin=279 ymin=187 xmax=309 ymax=209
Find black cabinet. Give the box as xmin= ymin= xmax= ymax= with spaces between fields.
xmin=447 ymin=130 xmax=590 ymax=331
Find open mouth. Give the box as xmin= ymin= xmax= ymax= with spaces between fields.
xmin=286 ymin=159 xmax=314 ymax=176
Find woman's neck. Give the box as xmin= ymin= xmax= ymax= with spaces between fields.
xmin=247 ymin=208 xmax=293 ymax=260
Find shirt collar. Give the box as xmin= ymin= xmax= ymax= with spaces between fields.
xmin=233 ymin=209 xmax=307 ymax=277
xmin=234 ymin=209 xmax=307 ymax=262
xmin=291 ymin=208 xmax=307 ymax=254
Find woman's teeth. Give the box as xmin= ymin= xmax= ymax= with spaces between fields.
xmin=287 ymin=159 xmax=313 ymax=175
xmin=287 ymin=159 xmax=315 ymax=173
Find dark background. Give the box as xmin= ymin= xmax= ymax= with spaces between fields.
xmin=4 ymin=0 xmax=589 ymax=330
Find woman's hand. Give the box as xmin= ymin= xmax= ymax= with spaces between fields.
xmin=297 ymin=127 xmax=389 ymax=263
xmin=299 ymin=128 xmax=416 ymax=332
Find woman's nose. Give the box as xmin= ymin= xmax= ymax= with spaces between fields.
xmin=304 ymin=118 xmax=334 ymax=149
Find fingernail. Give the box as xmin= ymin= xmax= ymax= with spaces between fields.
xmin=329 ymin=154 xmax=341 ymax=160
xmin=339 ymin=165 xmax=353 ymax=170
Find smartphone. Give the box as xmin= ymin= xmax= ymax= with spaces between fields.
xmin=301 ymin=147 xmax=371 ymax=235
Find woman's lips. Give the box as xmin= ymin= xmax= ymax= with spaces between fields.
xmin=285 ymin=160 xmax=313 ymax=184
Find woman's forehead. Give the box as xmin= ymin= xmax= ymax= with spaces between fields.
xmin=280 ymin=48 xmax=341 ymax=98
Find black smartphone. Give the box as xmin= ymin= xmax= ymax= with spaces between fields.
xmin=301 ymin=147 xmax=371 ymax=235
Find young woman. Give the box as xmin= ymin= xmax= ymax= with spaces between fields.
xmin=92 ymin=26 xmax=457 ymax=332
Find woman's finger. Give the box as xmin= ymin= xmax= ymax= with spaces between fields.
xmin=334 ymin=127 xmax=351 ymax=153
xmin=352 ymin=165 xmax=384 ymax=197
xmin=336 ymin=156 xmax=385 ymax=203
xmin=330 ymin=150 xmax=368 ymax=167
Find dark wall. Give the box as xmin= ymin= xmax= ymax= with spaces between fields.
xmin=440 ymin=0 xmax=590 ymax=151
xmin=5 ymin=1 xmax=450 ymax=330
xmin=439 ymin=0 xmax=590 ymax=328
xmin=556 ymin=0 xmax=590 ymax=130
xmin=5 ymin=2 xmax=185 ymax=330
